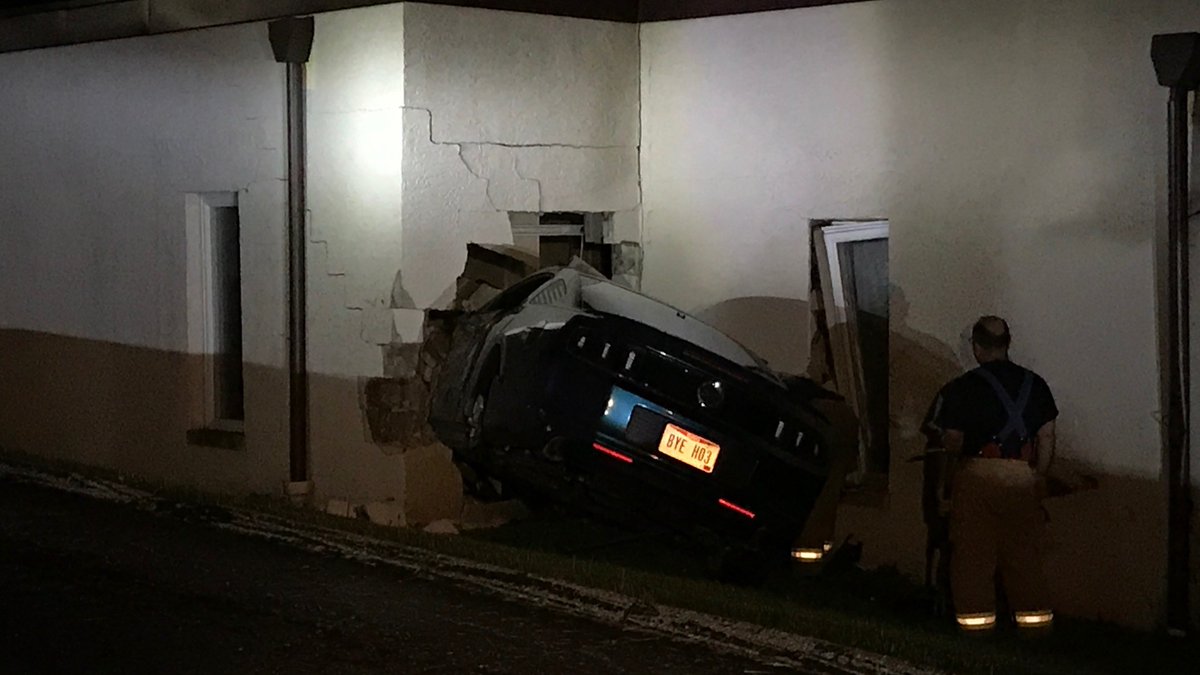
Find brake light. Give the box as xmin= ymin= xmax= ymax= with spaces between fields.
xmin=717 ymin=498 xmax=756 ymax=519
xmin=592 ymin=443 xmax=633 ymax=464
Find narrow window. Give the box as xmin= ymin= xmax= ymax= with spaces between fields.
xmin=210 ymin=203 xmax=244 ymax=422
xmin=186 ymin=192 xmax=244 ymax=432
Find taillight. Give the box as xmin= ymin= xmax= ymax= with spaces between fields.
xmin=593 ymin=442 xmax=633 ymax=464
xmin=717 ymin=498 xmax=755 ymax=519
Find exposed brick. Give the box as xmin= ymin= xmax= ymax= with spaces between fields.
xmin=382 ymin=342 xmax=421 ymax=380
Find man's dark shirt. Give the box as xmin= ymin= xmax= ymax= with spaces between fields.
xmin=937 ymin=360 xmax=1057 ymax=458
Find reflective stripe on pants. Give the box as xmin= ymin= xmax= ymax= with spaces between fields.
xmin=1014 ymin=610 xmax=1054 ymax=628
xmin=955 ymin=612 xmax=997 ymax=631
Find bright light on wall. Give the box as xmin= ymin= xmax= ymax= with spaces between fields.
xmin=352 ymin=109 xmax=403 ymax=181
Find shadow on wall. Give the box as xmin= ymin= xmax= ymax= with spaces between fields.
xmin=695 ymin=296 xmax=810 ymax=375
xmin=0 ymin=328 xmax=464 ymax=530
xmin=888 ymin=286 xmax=964 ymax=452
xmin=834 ymin=283 xmax=962 ymax=569
xmin=692 ymin=288 xmax=960 ymax=464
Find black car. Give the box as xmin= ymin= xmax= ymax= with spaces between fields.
xmin=429 ymin=263 xmax=835 ymax=575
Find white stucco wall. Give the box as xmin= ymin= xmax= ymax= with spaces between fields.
xmin=643 ymin=0 xmax=1200 ymax=480
xmin=641 ymin=0 xmax=1200 ymax=627
xmin=0 ymin=23 xmax=289 ymax=492
xmin=400 ymin=3 xmax=641 ymax=310
xmin=309 ymin=2 xmax=405 ymax=378
xmin=305 ymin=4 xmax=408 ymax=506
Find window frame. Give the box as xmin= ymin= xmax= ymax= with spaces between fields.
xmin=185 ymin=191 xmax=245 ymax=434
xmin=813 ymin=219 xmax=889 ymax=484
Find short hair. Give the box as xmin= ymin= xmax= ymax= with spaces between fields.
xmin=971 ymin=316 xmax=1011 ymax=351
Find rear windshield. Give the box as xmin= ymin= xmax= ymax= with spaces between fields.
xmin=578 ymin=278 xmax=763 ymax=370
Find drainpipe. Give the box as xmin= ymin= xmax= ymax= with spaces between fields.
xmin=1152 ymin=32 xmax=1198 ymax=637
xmin=269 ymin=17 xmax=316 ymax=500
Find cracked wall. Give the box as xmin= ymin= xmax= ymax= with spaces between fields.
xmin=401 ymin=3 xmax=641 ymax=311
xmin=0 ymin=1 xmax=637 ymax=532
xmin=391 ymin=4 xmax=639 ymax=524
xmin=303 ymin=3 xmax=640 ymax=524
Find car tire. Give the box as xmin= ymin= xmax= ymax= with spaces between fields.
xmin=465 ymin=350 xmax=501 ymax=448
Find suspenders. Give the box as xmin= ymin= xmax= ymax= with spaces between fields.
xmin=972 ymin=367 xmax=1035 ymax=461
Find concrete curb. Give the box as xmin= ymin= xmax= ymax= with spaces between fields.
xmin=0 ymin=462 xmax=940 ymax=675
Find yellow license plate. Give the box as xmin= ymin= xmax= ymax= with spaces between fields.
xmin=658 ymin=424 xmax=720 ymax=473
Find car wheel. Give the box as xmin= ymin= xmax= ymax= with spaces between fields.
xmin=465 ymin=349 xmax=501 ymax=448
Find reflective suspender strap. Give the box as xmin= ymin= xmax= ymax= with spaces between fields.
xmin=974 ymin=367 xmax=1034 ymax=454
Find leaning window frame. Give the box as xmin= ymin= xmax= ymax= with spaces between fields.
xmin=813 ymin=219 xmax=889 ymax=485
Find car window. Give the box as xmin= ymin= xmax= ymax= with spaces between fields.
xmin=479 ymin=272 xmax=555 ymax=313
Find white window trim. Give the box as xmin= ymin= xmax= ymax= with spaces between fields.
xmin=813 ymin=220 xmax=888 ymax=477
xmin=185 ymin=192 xmax=244 ymax=433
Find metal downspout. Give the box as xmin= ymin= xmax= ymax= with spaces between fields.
xmin=1166 ymin=85 xmax=1193 ymax=636
xmin=1152 ymin=31 xmax=1198 ymax=636
xmin=269 ymin=17 xmax=315 ymax=498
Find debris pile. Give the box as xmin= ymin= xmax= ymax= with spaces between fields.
xmin=364 ymin=244 xmax=540 ymax=450
xmin=453 ymin=243 xmax=540 ymax=311
xmin=359 ymin=243 xmax=544 ymax=531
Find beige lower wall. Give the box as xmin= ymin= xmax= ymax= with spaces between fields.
xmin=0 ymin=329 xmax=289 ymax=495
xmin=0 ymin=328 xmax=453 ymax=526
xmin=838 ymin=459 xmax=1177 ymax=630
xmin=308 ymin=374 xmax=407 ymax=507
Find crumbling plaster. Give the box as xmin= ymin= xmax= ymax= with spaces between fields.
xmin=302 ymin=2 xmax=640 ymax=519
xmin=400 ymin=3 xmax=641 ymax=310
xmin=306 ymin=2 xmax=641 ymax=356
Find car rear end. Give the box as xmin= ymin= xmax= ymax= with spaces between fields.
xmin=534 ymin=314 xmax=833 ymax=555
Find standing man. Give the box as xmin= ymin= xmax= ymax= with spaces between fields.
xmin=917 ymin=378 xmax=959 ymax=615
xmin=938 ymin=316 xmax=1058 ymax=634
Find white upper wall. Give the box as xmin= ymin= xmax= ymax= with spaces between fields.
xmin=307 ymin=3 xmax=406 ymax=379
xmin=404 ymin=2 xmax=637 ymax=147
xmin=0 ymin=23 xmax=285 ymax=357
xmin=400 ymin=3 xmax=641 ymax=309
xmin=641 ymin=0 xmax=1200 ymax=478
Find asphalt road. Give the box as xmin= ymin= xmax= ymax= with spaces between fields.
xmin=0 ymin=476 xmax=793 ymax=675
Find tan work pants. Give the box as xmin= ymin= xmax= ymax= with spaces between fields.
xmin=950 ymin=459 xmax=1053 ymax=632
